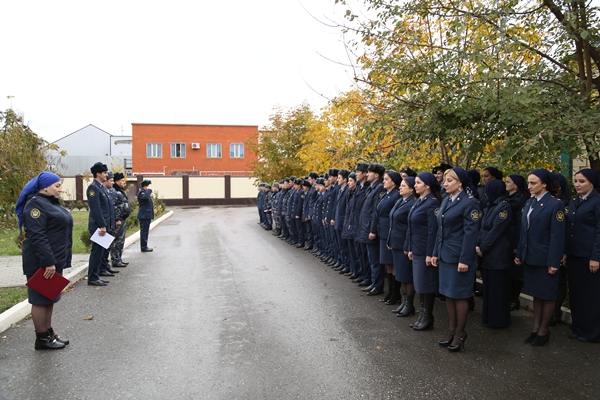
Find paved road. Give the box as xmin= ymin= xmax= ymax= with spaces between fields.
xmin=1 ymin=207 xmax=599 ymax=400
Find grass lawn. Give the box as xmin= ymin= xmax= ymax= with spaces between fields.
xmin=0 ymin=210 xmax=162 ymax=257
xmin=0 ymin=287 xmax=28 ymax=313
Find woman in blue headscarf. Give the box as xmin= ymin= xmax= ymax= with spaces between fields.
xmin=515 ymin=169 xmax=565 ymax=347
xmin=16 ymin=172 xmax=72 ymax=350
xmin=563 ymin=169 xmax=600 ymax=342
xmin=477 ymin=180 xmax=513 ymax=328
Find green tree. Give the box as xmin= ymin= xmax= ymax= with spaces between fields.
xmin=248 ymin=103 xmax=318 ymax=182
xmin=334 ymin=0 xmax=600 ymax=172
xmin=0 ymin=109 xmax=62 ymax=226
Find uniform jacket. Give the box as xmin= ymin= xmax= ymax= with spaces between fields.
xmin=292 ymin=188 xmax=305 ymax=218
xmin=565 ymin=190 xmax=600 ymax=260
xmin=278 ymin=188 xmax=289 ymax=216
xmin=433 ymin=191 xmax=480 ymax=267
xmin=375 ymin=189 xmax=400 ymax=240
xmin=109 ymin=186 xmax=130 ymax=221
xmin=325 ymin=184 xmax=340 ymax=221
xmin=404 ymin=193 xmax=440 ymax=256
xmin=334 ymin=185 xmax=349 ymax=231
xmin=315 ymin=191 xmax=325 ymax=222
xmin=351 ymin=182 xmax=369 ymax=237
xmin=356 ymin=178 xmax=385 ymax=243
xmin=88 ymin=179 xmax=115 ymax=232
xmin=478 ymin=197 xmax=513 ymax=269
xmin=342 ymin=187 xmax=357 ymax=240
xmin=516 ymin=192 xmax=565 ymax=268
xmin=307 ymin=186 xmax=318 ymax=219
xmin=387 ymin=194 xmax=416 ymax=250
xmin=22 ymin=194 xmax=73 ymax=275
xmin=137 ymin=187 xmax=154 ymax=220
xmin=506 ymin=191 xmax=528 ymax=251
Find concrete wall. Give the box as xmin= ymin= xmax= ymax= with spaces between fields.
xmin=189 ymin=177 xmax=225 ymax=198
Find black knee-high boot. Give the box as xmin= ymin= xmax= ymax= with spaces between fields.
xmin=410 ymin=293 xmax=425 ymax=328
xmin=413 ymin=293 xmax=435 ymax=331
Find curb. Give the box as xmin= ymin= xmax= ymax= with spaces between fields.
xmin=0 ymin=210 xmax=174 ymax=334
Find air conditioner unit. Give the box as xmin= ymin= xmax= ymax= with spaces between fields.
xmin=191 ymin=143 xmax=200 ymax=149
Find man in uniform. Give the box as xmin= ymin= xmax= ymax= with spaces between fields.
xmin=137 ymin=180 xmax=154 ymax=252
xmin=109 ymin=172 xmax=130 ymax=268
xmin=87 ymin=162 xmax=115 ymax=286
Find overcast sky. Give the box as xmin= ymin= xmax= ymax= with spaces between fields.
xmin=0 ymin=0 xmax=356 ymax=142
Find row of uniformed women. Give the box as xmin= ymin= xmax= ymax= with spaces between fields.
xmin=381 ymin=167 xmax=600 ymax=350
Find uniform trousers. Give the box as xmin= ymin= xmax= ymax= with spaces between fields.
xmin=110 ymin=221 xmax=126 ymax=265
xmin=355 ymin=242 xmax=370 ymax=282
xmin=294 ymin=218 xmax=304 ymax=244
xmin=338 ymin=234 xmax=350 ymax=269
xmin=88 ymin=241 xmax=108 ymax=282
xmin=366 ymin=241 xmax=383 ymax=289
xmin=139 ymin=219 xmax=151 ymax=249
xmin=304 ymin=220 xmax=313 ymax=246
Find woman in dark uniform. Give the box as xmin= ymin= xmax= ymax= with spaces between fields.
xmin=387 ymin=177 xmax=417 ymax=315
xmin=432 ymin=168 xmax=480 ymax=352
xmin=477 ymin=180 xmax=513 ymax=328
xmin=376 ymin=171 xmax=401 ymax=303
xmin=515 ymin=169 xmax=565 ymax=346
xmin=505 ymin=174 xmax=528 ymax=310
xmin=342 ymin=173 xmax=358 ymax=278
xmin=563 ymin=168 xmax=600 ymax=342
xmin=16 ymin=172 xmax=72 ymax=350
xmin=404 ymin=172 xmax=441 ymax=331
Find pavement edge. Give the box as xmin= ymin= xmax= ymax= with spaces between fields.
xmin=0 ymin=210 xmax=174 ymax=334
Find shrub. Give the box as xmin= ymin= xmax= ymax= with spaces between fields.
xmin=80 ymin=230 xmax=92 ymax=251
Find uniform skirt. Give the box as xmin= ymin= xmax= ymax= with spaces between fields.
xmin=439 ymin=260 xmax=476 ymax=299
xmin=523 ymin=263 xmax=559 ymax=300
xmin=566 ymin=256 xmax=600 ymax=342
xmin=392 ymin=248 xmax=413 ymax=282
xmin=26 ymin=271 xmax=63 ymax=306
xmin=412 ymin=254 xmax=438 ymax=294
xmin=379 ymin=239 xmax=394 ymax=264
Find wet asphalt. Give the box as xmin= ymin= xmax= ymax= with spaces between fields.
xmin=0 ymin=206 xmax=599 ymax=400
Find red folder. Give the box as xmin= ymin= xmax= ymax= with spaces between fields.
xmin=26 ymin=268 xmax=70 ymax=301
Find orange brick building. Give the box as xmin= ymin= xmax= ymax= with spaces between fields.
xmin=132 ymin=123 xmax=258 ymax=176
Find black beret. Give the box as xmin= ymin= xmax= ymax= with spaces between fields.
xmin=141 ymin=180 xmax=152 ymax=187
xmin=308 ymin=172 xmax=319 ymax=179
xmin=302 ymin=180 xmax=311 ymax=188
xmin=328 ymin=168 xmax=339 ymax=177
xmin=90 ymin=162 xmax=108 ymax=175
xmin=483 ymin=166 xmax=503 ymax=180
xmin=113 ymin=172 xmax=125 ymax=181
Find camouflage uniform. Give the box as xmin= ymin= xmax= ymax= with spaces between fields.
xmin=108 ymin=185 xmax=130 ymax=266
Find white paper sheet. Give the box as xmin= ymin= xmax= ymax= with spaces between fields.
xmin=90 ymin=228 xmax=115 ymax=249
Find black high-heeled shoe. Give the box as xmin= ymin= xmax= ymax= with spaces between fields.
xmin=448 ymin=332 xmax=467 ymax=352
xmin=531 ymin=331 xmax=550 ymax=346
xmin=524 ymin=332 xmax=537 ymax=344
xmin=438 ymin=332 xmax=455 ymax=347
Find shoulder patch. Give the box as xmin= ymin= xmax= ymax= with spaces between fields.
xmin=30 ymin=208 xmax=41 ymax=219
xmin=471 ymin=210 xmax=479 ymax=221
xmin=89 ymin=190 xmax=95 ymax=197
xmin=434 ymin=208 xmax=440 ymax=216
xmin=499 ymin=210 xmax=507 ymax=219
xmin=556 ymin=210 xmax=565 ymax=222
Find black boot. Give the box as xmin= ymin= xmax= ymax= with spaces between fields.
xmin=392 ymin=294 xmax=406 ymax=313
xmin=380 ymin=274 xmax=393 ymax=303
xmin=386 ymin=277 xmax=401 ymax=305
xmin=47 ymin=327 xmax=69 ymax=345
xmin=413 ymin=293 xmax=435 ymax=331
xmin=35 ymin=331 xmax=65 ymax=350
xmin=410 ymin=294 xmax=425 ymax=328
xmin=398 ymin=295 xmax=415 ymax=317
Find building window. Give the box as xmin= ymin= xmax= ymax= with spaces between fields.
xmin=230 ymin=143 xmax=244 ymax=158
xmin=170 ymin=143 xmax=186 ymax=158
xmin=207 ymin=143 xmax=222 ymax=158
xmin=147 ymin=143 xmax=162 ymax=158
